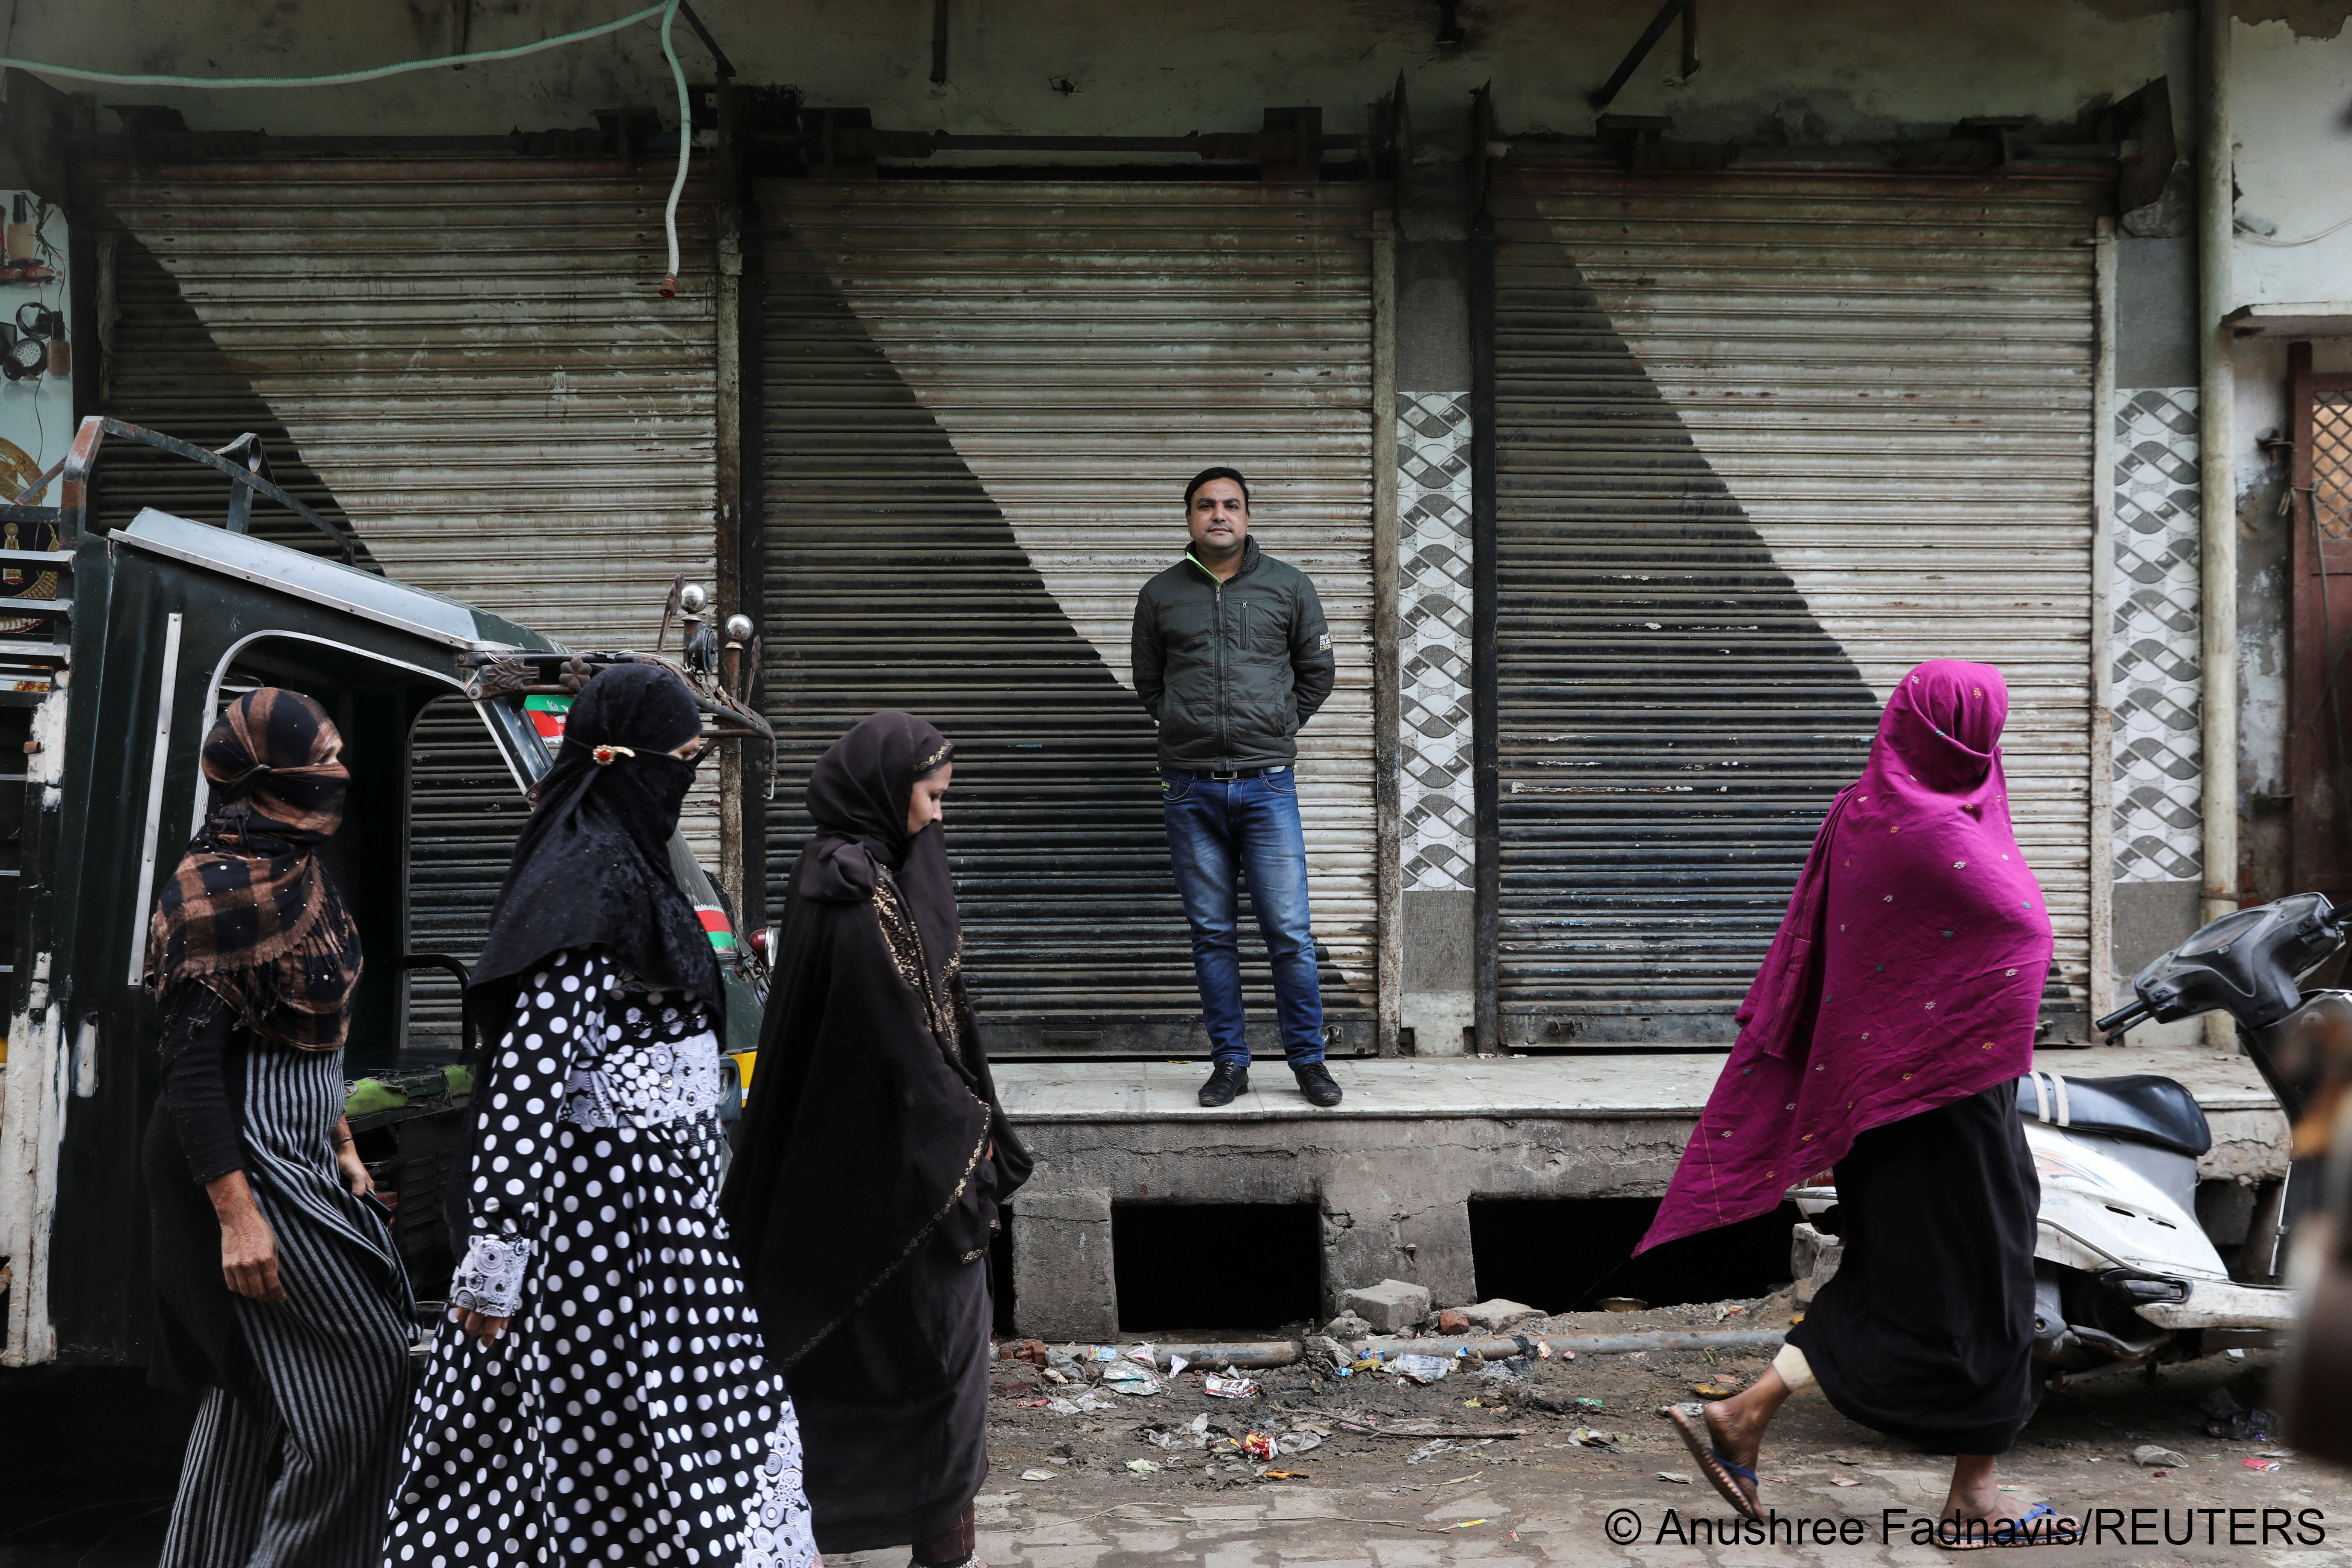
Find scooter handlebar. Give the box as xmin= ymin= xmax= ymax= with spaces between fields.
xmin=2095 ymin=999 xmax=2150 ymax=1035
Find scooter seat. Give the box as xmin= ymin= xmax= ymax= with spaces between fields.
xmin=2015 ymin=1072 xmax=2211 ymax=1158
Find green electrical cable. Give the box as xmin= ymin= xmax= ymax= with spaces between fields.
xmin=0 ymin=0 xmax=696 ymax=295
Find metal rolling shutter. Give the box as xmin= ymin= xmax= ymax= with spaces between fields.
xmin=759 ymin=180 xmax=1379 ymax=1055
xmin=404 ymin=696 xmax=529 ymax=1054
xmin=80 ymin=159 xmax=723 ymax=865
xmin=1489 ymin=163 xmax=2104 ymax=1042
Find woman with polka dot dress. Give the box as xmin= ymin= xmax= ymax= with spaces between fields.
xmin=381 ymin=664 xmax=817 ymax=1568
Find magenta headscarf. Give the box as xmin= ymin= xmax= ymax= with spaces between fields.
xmin=1638 ymin=660 xmax=2053 ymax=1254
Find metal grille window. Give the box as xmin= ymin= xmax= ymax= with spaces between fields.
xmin=2314 ymin=394 xmax=2352 ymax=540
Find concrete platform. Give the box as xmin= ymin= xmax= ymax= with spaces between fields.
xmin=995 ymin=1045 xmax=2291 ymax=1340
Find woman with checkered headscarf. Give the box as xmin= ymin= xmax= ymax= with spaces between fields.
xmin=142 ymin=688 xmax=414 ymax=1568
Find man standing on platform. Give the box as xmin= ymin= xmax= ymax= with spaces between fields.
xmin=1131 ymin=466 xmax=1343 ymax=1109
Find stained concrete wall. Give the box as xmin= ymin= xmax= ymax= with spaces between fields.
xmin=1003 ymin=1090 xmax=2290 ymax=1341
xmin=17 ymin=0 xmax=2194 ymax=151
xmin=2231 ymin=10 xmax=2352 ymax=309
xmin=1008 ymin=1110 xmax=1698 ymax=1340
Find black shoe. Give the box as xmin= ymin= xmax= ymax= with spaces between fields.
xmin=1198 ymin=1062 xmax=1249 ymax=1107
xmin=1295 ymin=1063 xmax=1343 ymax=1107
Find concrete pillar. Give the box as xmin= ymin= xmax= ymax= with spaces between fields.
xmin=1321 ymin=1166 xmax=1476 ymax=1317
xmin=1010 ymin=1187 xmax=1117 ymax=1339
xmin=1395 ymin=157 xmax=1479 ymax=1056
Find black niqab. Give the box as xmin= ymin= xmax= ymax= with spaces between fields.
xmin=467 ymin=662 xmax=720 ymax=1021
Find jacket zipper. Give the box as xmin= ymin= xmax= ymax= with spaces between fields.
xmin=1215 ymin=579 xmax=1228 ymax=768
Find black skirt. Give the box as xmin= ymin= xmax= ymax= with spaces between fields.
xmin=1786 ymin=1079 xmax=2040 ymax=1455
xmin=786 ymin=1234 xmax=992 ymax=1554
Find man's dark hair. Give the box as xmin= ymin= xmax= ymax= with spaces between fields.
xmin=1184 ymin=466 xmax=1250 ymax=509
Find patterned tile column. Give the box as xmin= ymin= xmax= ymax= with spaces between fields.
xmin=2112 ymin=387 xmax=2204 ymax=886
xmin=1398 ymin=390 xmax=1475 ymax=892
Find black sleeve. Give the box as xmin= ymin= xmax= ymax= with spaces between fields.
xmin=1132 ymin=585 xmax=1166 ymax=720
xmin=157 ymin=984 xmax=242 ymax=1185
xmin=1288 ymin=573 xmax=1336 ymax=725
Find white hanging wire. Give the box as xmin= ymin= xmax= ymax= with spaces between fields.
xmin=2235 ymin=212 xmax=2352 ymax=248
xmin=0 ymin=0 xmax=694 ymax=294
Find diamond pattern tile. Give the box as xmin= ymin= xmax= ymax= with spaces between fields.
xmin=1398 ymin=390 xmax=1474 ymax=892
xmin=2112 ymin=387 xmax=2203 ymax=885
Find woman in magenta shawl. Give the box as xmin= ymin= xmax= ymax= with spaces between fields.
xmin=1649 ymin=661 xmax=2068 ymax=1547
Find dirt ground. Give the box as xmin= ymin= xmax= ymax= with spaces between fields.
xmin=9 ymin=1299 xmax=2350 ymax=1567
xmin=834 ymin=1299 xmax=2352 ymax=1568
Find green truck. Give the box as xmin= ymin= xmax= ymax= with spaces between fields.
xmin=0 ymin=416 xmax=767 ymax=1370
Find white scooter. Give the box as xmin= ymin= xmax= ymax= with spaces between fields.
xmin=1793 ymin=893 xmax=2337 ymax=1384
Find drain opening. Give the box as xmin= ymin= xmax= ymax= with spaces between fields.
xmin=1469 ymin=1197 xmax=1800 ymax=1314
xmin=1113 ymin=1203 xmax=1321 ymax=1332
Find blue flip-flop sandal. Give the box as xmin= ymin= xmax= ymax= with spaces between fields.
xmin=1935 ymin=1501 xmax=2081 ymax=1550
xmin=1665 ymin=1403 xmax=1761 ymax=1520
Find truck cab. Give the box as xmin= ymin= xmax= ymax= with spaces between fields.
xmin=0 ymin=417 xmax=766 ymax=1368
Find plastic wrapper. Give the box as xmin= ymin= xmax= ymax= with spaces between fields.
xmin=1099 ymin=1360 xmax=1163 ymax=1396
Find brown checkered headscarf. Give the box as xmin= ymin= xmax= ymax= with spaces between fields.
xmin=145 ymin=688 xmax=363 ymax=1051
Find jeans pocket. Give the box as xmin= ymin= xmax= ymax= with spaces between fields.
xmin=1160 ymin=771 xmax=1195 ymax=803
xmin=1265 ymin=767 xmax=1298 ymax=794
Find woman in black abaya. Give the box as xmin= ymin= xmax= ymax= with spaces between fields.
xmin=382 ymin=662 xmax=815 ymax=1568
xmin=722 ymin=711 xmax=1031 ymax=1567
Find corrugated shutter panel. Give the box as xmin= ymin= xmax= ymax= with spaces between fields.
xmin=78 ymin=158 xmax=723 ymax=864
xmin=405 ymin=695 xmax=529 ymax=1054
xmin=1490 ymin=163 xmax=2103 ymax=1042
xmin=759 ymin=180 xmax=1379 ymax=1056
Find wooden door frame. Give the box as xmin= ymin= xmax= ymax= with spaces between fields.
xmin=2286 ymin=345 xmax=2352 ymax=896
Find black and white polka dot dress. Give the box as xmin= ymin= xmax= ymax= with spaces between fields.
xmin=382 ymin=949 xmax=816 ymax=1567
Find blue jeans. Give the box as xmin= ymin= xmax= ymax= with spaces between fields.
xmin=1161 ymin=768 xmax=1326 ymax=1068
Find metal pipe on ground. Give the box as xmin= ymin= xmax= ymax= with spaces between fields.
xmin=994 ymin=1326 xmax=1787 ymax=1370
xmin=991 ymin=1341 xmax=1304 ymax=1369
xmin=1359 ymin=1328 xmax=1788 ymax=1361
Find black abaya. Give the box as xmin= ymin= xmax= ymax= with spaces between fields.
xmin=721 ymin=712 xmax=1030 ymax=1555
xmin=783 ymin=1184 xmax=996 ymax=1550
xmin=1785 ymin=1079 xmax=2040 ymax=1455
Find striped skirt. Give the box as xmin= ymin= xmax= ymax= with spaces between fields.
xmin=160 ymin=1044 xmax=415 ymax=1568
